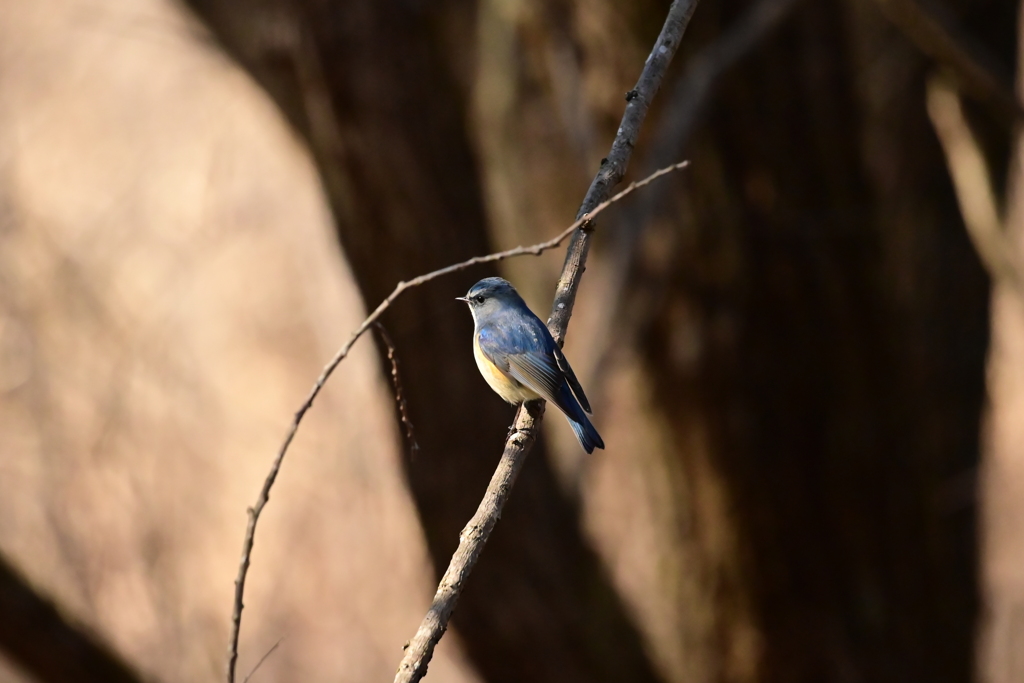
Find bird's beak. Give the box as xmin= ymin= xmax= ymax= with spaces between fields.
xmin=455 ymin=296 xmax=469 ymax=302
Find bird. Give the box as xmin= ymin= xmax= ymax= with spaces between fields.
xmin=457 ymin=277 xmax=604 ymax=453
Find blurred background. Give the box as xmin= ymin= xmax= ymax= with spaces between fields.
xmin=0 ymin=0 xmax=1020 ymax=681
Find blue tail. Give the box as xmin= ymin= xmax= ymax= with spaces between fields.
xmin=566 ymin=411 xmax=604 ymax=454
xmin=550 ymin=377 xmax=605 ymax=453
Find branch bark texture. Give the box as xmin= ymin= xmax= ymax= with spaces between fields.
xmin=393 ymin=2 xmax=700 ymax=681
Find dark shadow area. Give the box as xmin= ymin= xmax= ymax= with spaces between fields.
xmin=0 ymin=553 xmax=144 ymax=683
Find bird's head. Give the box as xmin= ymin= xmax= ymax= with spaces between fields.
xmin=456 ymin=277 xmax=522 ymax=322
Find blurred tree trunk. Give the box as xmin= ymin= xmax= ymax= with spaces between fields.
xmin=182 ymin=1 xmax=660 ymax=682
xmin=627 ymin=0 xmax=1003 ymax=680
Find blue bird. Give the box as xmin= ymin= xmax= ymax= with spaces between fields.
xmin=457 ymin=277 xmax=604 ymax=453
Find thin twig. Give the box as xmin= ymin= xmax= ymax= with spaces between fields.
xmin=242 ymin=637 xmax=284 ymax=683
xmin=392 ymin=2 xmax=700 ymax=682
xmin=224 ymin=161 xmax=689 ymax=682
xmin=375 ymin=322 xmax=420 ymax=459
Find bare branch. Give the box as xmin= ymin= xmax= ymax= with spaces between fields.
xmin=242 ymin=638 xmax=283 ymax=683
xmin=224 ymin=161 xmax=689 ymax=682
xmin=926 ymin=74 xmax=1023 ymax=292
xmin=392 ymin=1 xmax=701 ymax=681
xmin=375 ymin=323 xmax=420 ymax=459
xmin=873 ymin=0 xmax=1023 ymax=126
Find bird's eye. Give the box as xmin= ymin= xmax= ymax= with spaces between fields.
xmin=474 ymin=295 xmax=485 ymax=304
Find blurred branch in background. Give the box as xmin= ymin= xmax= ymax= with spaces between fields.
xmin=926 ymin=75 xmax=1023 ymax=293
xmin=0 ymin=553 xmax=143 ymax=683
xmin=645 ymin=0 xmax=803 ymax=172
xmin=873 ymin=0 xmax=1023 ymax=126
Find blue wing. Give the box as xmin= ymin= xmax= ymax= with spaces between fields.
xmin=552 ymin=345 xmax=591 ymax=414
xmin=477 ymin=306 xmax=604 ymax=453
xmin=478 ymin=320 xmax=588 ymax=422
xmin=506 ymin=352 xmax=570 ymax=410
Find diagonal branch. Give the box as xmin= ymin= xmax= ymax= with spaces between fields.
xmin=926 ymin=74 xmax=1024 ymax=293
xmin=242 ymin=637 xmax=283 ymax=683
xmin=224 ymin=161 xmax=688 ymax=682
xmin=873 ymin=0 xmax=1023 ymax=126
xmin=392 ymin=1 xmax=700 ymax=681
